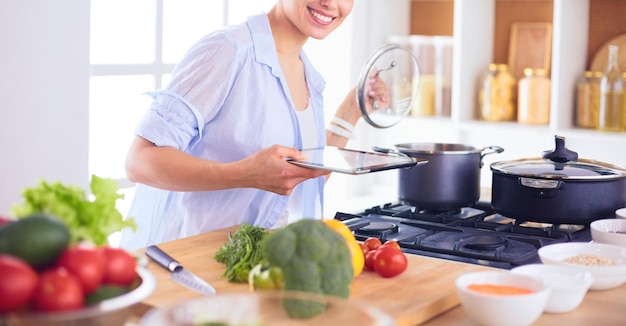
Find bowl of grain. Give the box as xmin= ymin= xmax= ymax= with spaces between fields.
xmin=538 ymin=242 xmax=626 ymax=290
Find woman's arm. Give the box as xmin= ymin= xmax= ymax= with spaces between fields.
xmin=125 ymin=136 xmax=329 ymax=195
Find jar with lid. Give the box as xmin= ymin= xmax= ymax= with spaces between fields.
xmin=575 ymin=71 xmax=602 ymax=128
xmin=478 ymin=64 xmax=516 ymax=121
xmin=517 ymin=68 xmax=550 ymax=124
xmin=598 ymin=45 xmax=625 ymax=132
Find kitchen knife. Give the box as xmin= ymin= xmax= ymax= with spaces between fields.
xmin=145 ymin=245 xmax=216 ymax=296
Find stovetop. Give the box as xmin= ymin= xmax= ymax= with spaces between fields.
xmin=334 ymin=202 xmax=592 ymax=269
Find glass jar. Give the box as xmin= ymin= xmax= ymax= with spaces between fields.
xmin=479 ymin=64 xmax=516 ymax=121
xmin=575 ymin=71 xmax=602 ymax=128
xmin=517 ymin=68 xmax=550 ymax=124
xmin=598 ymin=45 xmax=625 ymax=132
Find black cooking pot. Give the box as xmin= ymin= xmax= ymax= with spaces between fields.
xmin=490 ymin=135 xmax=626 ymax=225
xmin=391 ymin=143 xmax=504 ymax=209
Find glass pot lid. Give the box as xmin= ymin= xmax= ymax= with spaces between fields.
xmin=491 ymin=136 xmax=626 ymax=180
xmin=490 ymin=158 xmax=626 ymax=180
xmin=357 ymin=44 xmax=420 ymax=128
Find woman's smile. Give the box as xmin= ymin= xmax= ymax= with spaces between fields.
xmin=308 ymin=7 xmax=334 ymax=24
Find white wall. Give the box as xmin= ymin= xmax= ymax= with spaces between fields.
xmin=0 ymin=1 xmax=90 ymax=214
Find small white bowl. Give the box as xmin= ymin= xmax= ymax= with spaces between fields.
xmin=455 ymin=271 xmax=550 ymax=326
xmin=591 ymin=219 xmax=626 ymax=247
xmin=538 ymin=242 xmax=626 ymax=290
xmin=511 ymin=264 xmax=593 ymax=313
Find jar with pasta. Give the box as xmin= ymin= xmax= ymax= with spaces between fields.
xmin=479 ymin=64 xmax=516 ymax=121
xmin=518 ymin=68 xmax=550 ymax=124
xmin=575 ymin=71 xmax=602 ymax=128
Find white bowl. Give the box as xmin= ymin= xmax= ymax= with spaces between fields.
xmin=511 ymin=264 xmax=593 ymax=313
xmin=538 ymin=242 xmax=626 ymax=290
xmin=591 ymin=218 xmax=626 ymax=247
xmin=455 ymin=271 xmax=550 ymax=326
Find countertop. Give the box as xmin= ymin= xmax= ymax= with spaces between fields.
xmin=133 ymin=225 xmax=626 ymax=325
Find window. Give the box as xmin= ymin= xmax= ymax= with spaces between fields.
xmin=89 ymin=0 xmax=274 ymax=185
xmin=89 ymin=0 xmax=353 ymax=223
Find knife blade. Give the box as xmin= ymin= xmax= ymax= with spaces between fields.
xmin=145 ymin=245 xmax=216 ymax=296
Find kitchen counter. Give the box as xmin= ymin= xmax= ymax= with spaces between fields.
xmin=135 ymin=225 xmax=626 ymax=325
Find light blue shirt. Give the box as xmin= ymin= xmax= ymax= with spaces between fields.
xmin=120 ymin=13 xmax=326 ymax=250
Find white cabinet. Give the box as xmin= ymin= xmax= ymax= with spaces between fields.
xmin=448 ymin=0 xmax=625 ymax=174
xmin=345 ymin=0 xmax=625 ymax=206
xmin=401 ymin=0 xmax=626 ymax=167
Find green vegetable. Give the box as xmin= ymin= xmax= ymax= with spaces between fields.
xmin=262 ymin=219 xmax=353 ymax=319
xmin=0 ymin=213 xmax=70 ymax=269
xmin=214 ymin=223 xmax=268 ymax=283
xmin=248 ymin=262 xmax=283 ymax=291
xmin=9 ymin=175 xmax=136 ymax=245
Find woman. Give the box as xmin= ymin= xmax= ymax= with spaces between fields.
xmin=119 ymin=0 xmax=388 ymax=249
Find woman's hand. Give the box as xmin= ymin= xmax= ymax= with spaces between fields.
xmin=237 ymin=145 xmax=330 ymax=195
xmin=364 ymin=67 xmax=391 ymax=113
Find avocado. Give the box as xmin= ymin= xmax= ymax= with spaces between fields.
xmin=85 ymin=285 xmax=130 ymax=305
xmin=0 ymin=213 xmax=70 ymax=269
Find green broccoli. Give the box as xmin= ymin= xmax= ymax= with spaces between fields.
xmin=262 ymin=219 xmax=354 ymax=319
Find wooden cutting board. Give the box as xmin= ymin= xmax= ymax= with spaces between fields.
xmin=590 ymin=33 xmax=626 ymax=72
xmin=137 ymin=225 xmax=492 ymax=326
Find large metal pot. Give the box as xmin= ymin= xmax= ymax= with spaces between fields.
xmin=490 ymin=136 xmax=626 ymax=225
xmin=393 ymin=143 xmax=504 ymax=209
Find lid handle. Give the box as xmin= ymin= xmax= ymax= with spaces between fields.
xmin=542 ymin=135 xmax=578 ymax=163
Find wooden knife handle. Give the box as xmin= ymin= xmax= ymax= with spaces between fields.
xmin=145 ymin=245 xmax=182 ymax=272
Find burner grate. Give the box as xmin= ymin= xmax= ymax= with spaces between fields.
xmin=335 ymin=201 xmax=591 ymax=269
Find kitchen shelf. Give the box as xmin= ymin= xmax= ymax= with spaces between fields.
xmin=404 ymin=0 xmax=626 ymax=168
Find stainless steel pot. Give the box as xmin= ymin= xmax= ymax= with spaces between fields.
xmin=392 ymin=143 xmax=504 ymax=209
xmin=490 ymin=135 xmax=626 ymax=224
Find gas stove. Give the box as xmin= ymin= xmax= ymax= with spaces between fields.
xmin=334 ymin=202 xmax=592 ymax=269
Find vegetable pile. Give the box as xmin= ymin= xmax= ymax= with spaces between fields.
xmin=214 ymin=223 xmax=268 ymax=283
xmin=0 ymin=214 xmax=139 ymax=314
xmin=10 ymin=175 xmax=136 ymax=246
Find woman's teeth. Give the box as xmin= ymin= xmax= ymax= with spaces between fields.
xmin=311 ymin=10 xmax=333 ymax=23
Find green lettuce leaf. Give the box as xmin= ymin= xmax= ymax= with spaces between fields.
xmin=10 ymin=175 xmax=136 ymax=245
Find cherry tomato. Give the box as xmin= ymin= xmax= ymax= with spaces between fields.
xmin=373 ymin=245 xmax=408 ymax=278
xmin=0 ymin=254 xmax=38 ymax=313
xmin=364 ymin=237 xmax=382 ymax=251
xmin=364 ymin=249 xmax=377 ymax=271
xmin=383 ymin=240 xmax=401 ymax=250
xmin=101 ymin=246 xmax=137 ymax=286
xmin=32 ymin=267 xmax=84 ymax=312
xmin=57 ymin=244 xmax=106 ymax=294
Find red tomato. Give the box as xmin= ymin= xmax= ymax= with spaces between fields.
xmin=101 ymin=246 xmax=137 ymax=286
xmin=0 ymin=215 xmax=16 ymax=227
xmin=364 ymin=237 xmax=382 ymax=251
xmin=32 ymin=267 xmax=84 ymax=312
xmin=57 ymin=244 xmax=106 ymax=294
xmin=373 ymin=245 xmax=408 ymax=278
xmin=0 ymin=254 xmax=38 ymax=313
xmin=383 ymin=240 xmax=401 ymax=250
xmin=364 ymin=249 xmax=377 ymax=271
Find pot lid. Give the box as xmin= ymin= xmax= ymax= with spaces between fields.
xmin=491 ymin=136 xmax=626 ymax=180
xmin=490 ymin=158 xmax=626 ymax=180
xmin=357 ymin=44 xmax=420 ymax=128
